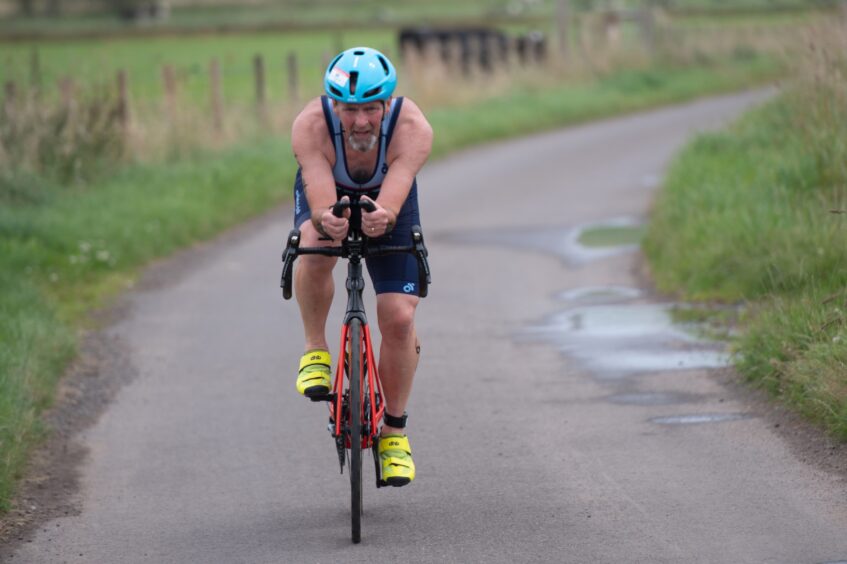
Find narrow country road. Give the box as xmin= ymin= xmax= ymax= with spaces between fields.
xmin=7 ymin=89 xmax=847 ymax=563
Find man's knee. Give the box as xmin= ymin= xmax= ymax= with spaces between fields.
xmin=294 ymin=220 xmax=339 ymax=280
xmin=297 ymin=254 xmax=336 ymax=278
xmin=377 ymin=296 xmax=418 ymax=342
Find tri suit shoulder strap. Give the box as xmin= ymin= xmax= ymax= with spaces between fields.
xmin=385 ymin=96 xmax=404 ymax=147
xmin=320 ymin=95 xmax=339 ymax=151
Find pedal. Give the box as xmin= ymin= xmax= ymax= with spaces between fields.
xmin=308 ymin=392 xmax=336 ymax=403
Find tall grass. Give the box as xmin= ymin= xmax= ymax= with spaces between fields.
xmin=0 ymin=86 xmax=126 ymax=204
xmin=644 ymin=18 xmax=847 ymax=438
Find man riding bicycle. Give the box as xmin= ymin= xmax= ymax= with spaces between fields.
xmin=290 ymin=47 xmax=433 ymax=486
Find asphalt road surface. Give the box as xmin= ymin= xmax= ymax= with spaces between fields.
xmin=9 ymin=89 xmax=847 ymax=563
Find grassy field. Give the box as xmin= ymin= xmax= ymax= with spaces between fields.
xmin=0 ymin=0 xmax=830 ymax=35
xmin=0 ymin=2 xmax=822 ymax=104
xmin=0 ymin=0 xmax=546 ymax=35
xmin=643 ymin=20 xmax=847 ymax=438
xmin=0 ymin=29 xmax=397 ymax=103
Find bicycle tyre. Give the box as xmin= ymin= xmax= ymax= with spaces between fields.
xmin=348 ymin=318 xmax=363 ymax=544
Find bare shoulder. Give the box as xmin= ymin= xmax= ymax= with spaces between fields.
xmin=291 ymin=97 xmax=332 ymax=162
xmin=395 ymin=97 xmax=432 ymax=135
xmin=389 ymin=97 xmax=433 ymax=163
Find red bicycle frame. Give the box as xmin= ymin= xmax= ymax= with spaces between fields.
xmin=331 ymin=320 xmax=385 ymax=448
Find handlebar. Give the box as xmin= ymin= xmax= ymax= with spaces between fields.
xmin=280 ymin=197 xmax=431 ymax=300
xmin=318 ymin=197 xmax=378 ymax=242
xmin=332 ymin=197 xmax=376 ymax=218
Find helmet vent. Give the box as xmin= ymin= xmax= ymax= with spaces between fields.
xmin=377 ymin=55 xmax=390 ymax=74
xmin=363 ymin=86 xmax=382 ymax=99
xmin=328 ymin=53 xmax=343 ymax=71
xmin=349 ymin=71 xmax=359 ymax=95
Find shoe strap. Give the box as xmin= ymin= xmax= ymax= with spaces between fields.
xmin=379 ymin=434 xmax=411 ymax=456
xmin=299 ymin=350 xmax=331 ymax=372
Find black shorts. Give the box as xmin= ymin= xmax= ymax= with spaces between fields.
xmin=293 ymin=169 xmax=422 ymax=296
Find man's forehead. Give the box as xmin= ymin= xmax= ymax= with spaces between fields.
xmin=334 ymin=100 xmax=386 ymax=110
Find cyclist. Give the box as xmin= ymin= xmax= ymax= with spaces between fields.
xmin=289 ymin=47 xmax=433 ymax=487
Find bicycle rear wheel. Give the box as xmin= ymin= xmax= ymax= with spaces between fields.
xmin=348 ymin=318 xmax=363 ymax=543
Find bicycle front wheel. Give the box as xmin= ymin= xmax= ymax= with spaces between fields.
xmin=348 ymin=318 xmax=363 ymax=544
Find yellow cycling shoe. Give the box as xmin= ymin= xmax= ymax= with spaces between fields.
xmin=296 ymin=350 xmax=331 ymax=397
xmin=378 ymin=434 xmax=415 ymax=487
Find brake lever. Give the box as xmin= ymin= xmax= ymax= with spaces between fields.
xmin=281 ymin=228 xmax=301 ymax=300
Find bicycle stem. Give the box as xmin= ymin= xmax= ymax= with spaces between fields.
xmin=342 ymin=235 xmax=369 ymax=327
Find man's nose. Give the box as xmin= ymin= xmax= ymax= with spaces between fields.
xmin=355 ymin=110 xmax=372 ymax=126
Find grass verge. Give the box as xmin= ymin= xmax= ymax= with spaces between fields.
xmin=643 ymin=23 xmax=847 ymax=439
xmin=0 ymin=53 xmax=783 ymax=512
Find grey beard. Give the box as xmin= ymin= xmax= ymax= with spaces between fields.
xmin=347 ymin=132 xmax=378 ymax=153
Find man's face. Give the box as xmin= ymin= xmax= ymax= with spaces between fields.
xmin=334 ymin=100 xmax=387 ymax=153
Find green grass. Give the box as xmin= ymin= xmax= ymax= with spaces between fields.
xmin=644 ymin=97 xmax=846 ymax=301
xmin=0 ymin=51 xmax=785 ymax=512
xmin=0 ymin=137 xmax=294 ymax=510
xmin=643 ymin=38 xmax=847 ymax=439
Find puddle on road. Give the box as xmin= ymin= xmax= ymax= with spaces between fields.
xmin=446 ymin=217 xmax=730 ymax=379
xmin=557 ymin=286 xmax=641 ymax=304
xmin=650 ymin=413 xmax=750 ymax=425
xmin=520 ymin=286 xmax=730 ymax=379
xmin=438 ymin=217 xmax=643 ymax=266
xmin=607 ymin=392 xmax=699 ymax=406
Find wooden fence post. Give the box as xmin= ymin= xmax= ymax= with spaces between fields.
xmin=287 ymin=52 xmax=299 ymax=107
xmin=210 ymin=59 xmax=223 ymax=134
xmin=638 ymin=7 xmax=657 ymax=55
xmin=59 ymin=76 xmax=75 ymax=110
xmin=29 ymin=47 xmax=41 ymax=97
xmin=3 ymin=80 xmax=16 ymax=117
xmin=162 ymin=64 xmax=177 ymax=124
xmin=556 ymin=0 xmax=570 ymax=62
xmin=253 ymin=54 xmax=267 ymax=122
xmin=116 ymin=70 xmax=129 ymax=130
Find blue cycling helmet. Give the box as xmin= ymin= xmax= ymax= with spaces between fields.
xmin=324 ymin=47 xmax=397 ymax=104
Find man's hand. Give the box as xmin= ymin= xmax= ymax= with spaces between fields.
xmin=360 ymin=195 xmax=397 ymax=237
xmin=312 ymin=196 xmax=351 ymax=240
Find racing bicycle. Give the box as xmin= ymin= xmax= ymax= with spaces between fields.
xmin=280 ymin=195 xmax=430 ymax=543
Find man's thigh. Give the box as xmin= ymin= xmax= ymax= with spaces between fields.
xmin=366 ymin=183 xmax=422 ymax=296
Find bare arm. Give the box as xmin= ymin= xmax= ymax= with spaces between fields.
xmin=362 ymin=98 xmax=433 ymax=234
xmin=291 ymin=98 xmax=350 ymax=239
